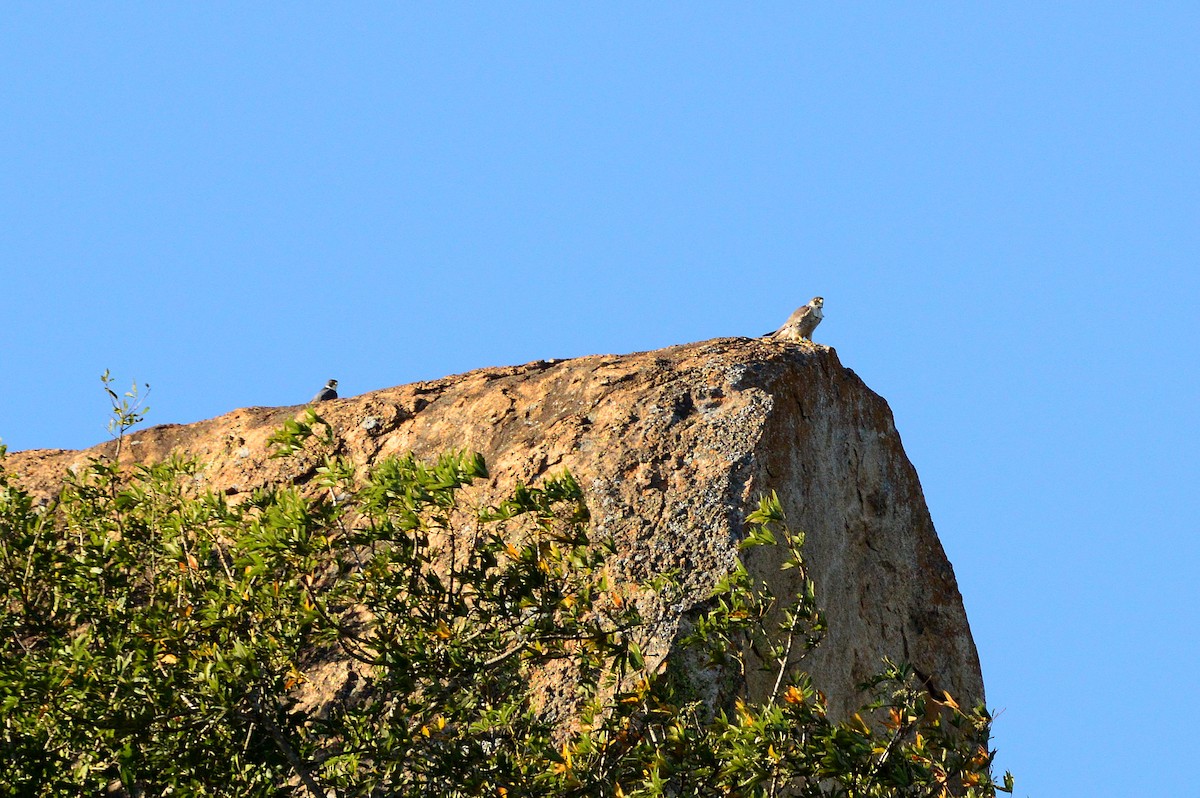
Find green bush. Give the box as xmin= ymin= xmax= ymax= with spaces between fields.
xmin=0 ymin=406 xmax=1011 ymax=797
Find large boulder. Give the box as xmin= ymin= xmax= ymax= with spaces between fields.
xmin=6 ymin=336 xmax=983 ymax=717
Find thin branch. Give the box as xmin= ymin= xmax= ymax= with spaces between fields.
xmin=250 ymin=690 xmax=328 ymax=798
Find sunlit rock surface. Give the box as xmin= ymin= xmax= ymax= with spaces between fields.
xmin=8 ymin=337 xmax=983 ymax=718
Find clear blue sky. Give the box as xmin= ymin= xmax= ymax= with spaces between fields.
xmin=3 ymin=5 xmax=1198 ymax=795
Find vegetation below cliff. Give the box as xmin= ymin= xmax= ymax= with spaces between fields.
xmin=0 ymin=408 xmax=1009 ymax=797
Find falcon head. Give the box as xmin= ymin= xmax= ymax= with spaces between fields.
xmin=810 ymin=296 xmax=824 ymax=308
xmin=325 ymin=379 xmax=339 ymax=390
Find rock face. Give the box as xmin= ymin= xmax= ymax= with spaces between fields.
xmin=6 ymin=337 xmax=983 ymax=716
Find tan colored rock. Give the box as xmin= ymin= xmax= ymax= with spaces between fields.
xmin=5 ymin=337 xmax=983 ymax=717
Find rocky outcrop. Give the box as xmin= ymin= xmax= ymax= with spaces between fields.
xmin=6 ymin=337 xmax=983 ymax=717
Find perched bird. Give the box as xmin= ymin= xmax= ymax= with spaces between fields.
xmin=311 ymin=379 xmax=339 ymax=403
xmin=768 ymin=296 xmax=824 ymax=341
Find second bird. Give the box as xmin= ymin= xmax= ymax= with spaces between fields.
xmin=312 ymin=379 xmax=339 ymax=403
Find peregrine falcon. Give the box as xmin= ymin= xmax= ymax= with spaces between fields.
xmin=312 ymin=379 xmax=338 ymax=403
xmin=769 ymin=296 xmax=824 ymax=341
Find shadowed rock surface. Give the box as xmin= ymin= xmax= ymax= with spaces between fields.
xmin=6 ymin=336 xmax=983 ymax=717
